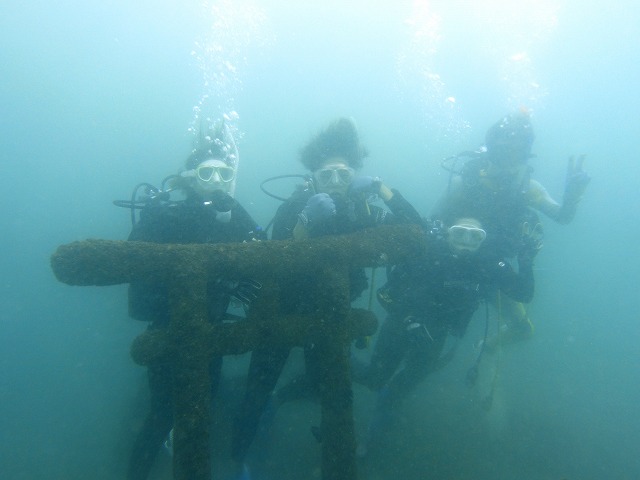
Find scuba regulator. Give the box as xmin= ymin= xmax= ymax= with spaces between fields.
xmin=113 ymin=175 xmax=182 ymax=226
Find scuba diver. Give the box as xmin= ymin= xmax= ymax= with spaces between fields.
xmin=353 ymin=216 xmax=540 ymax=457
xmin=432 ymin=109 xmax=590 ymax=348
xmin=121 ymin=119 xmax=264 ymax=480
xmin=231 ymin=117 xmax=422 ymax=480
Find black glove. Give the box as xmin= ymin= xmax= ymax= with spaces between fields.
xmin=298 ymin=193 xmax=336 ymax=228
xmin=348 ymin=176 xmax=381 ymax=199
xmin=519 ymin=221 xmax=544 ymax=262
xmin=207 ymin=189 xmax=235 ymax=212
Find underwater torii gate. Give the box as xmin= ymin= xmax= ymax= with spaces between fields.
xmin=50 ymin=224 xmax=427 ymax=480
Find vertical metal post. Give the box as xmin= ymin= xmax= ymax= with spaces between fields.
xmin=316 ymin=266 xmax=357 ymax=480
xmin=168 ymin=272 xmax=212 ymax=480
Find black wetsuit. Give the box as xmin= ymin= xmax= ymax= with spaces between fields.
xmin=126 ymin=192 xmax=261 ymax=480
xmin=434 ymin=155 xmax=540 ymax=258
xmin=231 ymin=187 xmax=422 ymax=464
xmin=358 ymin=220 xmax=534 ymax=402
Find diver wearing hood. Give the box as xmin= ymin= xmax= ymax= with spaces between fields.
xmin=126 ymin=119 xmax=264 ymax=480
xmin=230 ymin=117 xmax=422 ymax=479
xmin=432 ymin=109 xmax=591 ymax=351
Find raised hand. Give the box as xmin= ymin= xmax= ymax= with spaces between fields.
xmin=298 ymin=193 xmax=336 ymax=227
xmin=519 ymin=221 xmax=544 ymax=261
xmin=348 ymin=176 xmax=381 ymax=199
xmin=564 ymin=155 xmax=591 ymax=203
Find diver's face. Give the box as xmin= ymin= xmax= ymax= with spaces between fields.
xmin=447 ymin=220 xmax=486 ymax=254
xmin=490 ymin=142 xmax=530 ymax=172
xmin=313 ymin=158 xmax=355 ymax=197
xmin=193 ymin=159 xmax=236 ymax=197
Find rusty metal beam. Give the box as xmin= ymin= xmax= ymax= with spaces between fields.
xmin=50 ymin=225 xmax=426 ymax=286
xmin=50 ymin=224 xmax=426 ymax=480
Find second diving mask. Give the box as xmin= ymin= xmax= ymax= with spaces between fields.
xmin=448 ymin=225 xmax=487 ymax=252
xmin=314 ymin=166 xmax=355 ymax=187
xmin=196 ymin=163 xmax=236 ymax=183
xmin=182 ymin=159 xmax=237 ymax=196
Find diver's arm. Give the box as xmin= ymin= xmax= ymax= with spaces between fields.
xmin=527 ymin=179 xmax=567 ymax=222
xmin=271 ymin=192 xmax=310 ymax=240
xmin=529 ymin=156 xmax=590 ymax=225
xmin=227 ymin=200 xmax=266 ymax=241
xmin=292 ymin=219 xmax=309 ymax=240
xmin=494 ymin=257 xmax=535 ymax=304
xmin=381 ymin=187 xmax=422 ymax=225
xmin=290 ymin=193 xmax=335 ymax=240
xmin=349 ymin=177 xmax=422 ymax=225
xmin=379 ymin=183 xmax=394 ymax=202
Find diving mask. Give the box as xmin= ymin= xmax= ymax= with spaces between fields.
xmin=314 ymin=166 xmax=355 ymax=188
xmin=196 ymin=163 xmax=235 ymax=183
xmin=183 ymin=159 xmax=237 ymax=196
xmin=448 ymin=224 xmax=487 ymax=252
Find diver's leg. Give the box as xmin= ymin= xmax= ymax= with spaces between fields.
xmin=360 ymin=320 xmax=447 ymax=457
xmin=274 ymin=341 xmax=322 ymax=406
xmin=127 ymin=362 xmax=173 ymax=480
xmin=485 ymin=294 xmax=534 ymax=351
xmin=359 ymin=315 xmax=409 ymax=390
xmin=356 ymin=316 xmax=415 ymax=457
xmin=231 ymin=345 xmax=290 ymax=466
xmin=386 ymin=323 xmax=446 ymax=400
xmin=503 ymin=296 xmax=535 ymax=339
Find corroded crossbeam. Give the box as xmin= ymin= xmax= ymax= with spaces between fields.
xmin=50 ymin=224 xmax=427 ymax=480
xmin=50 ymin=224 xmax=425 ymax=286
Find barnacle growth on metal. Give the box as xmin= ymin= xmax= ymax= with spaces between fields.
xmin=51 ymin=224 xmax=427 ymax=480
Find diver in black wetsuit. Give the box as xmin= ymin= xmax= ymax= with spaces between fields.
xmin=433 ymin=109 xmax=590 ymax=348
xmin=231 ymin=117 xmax=422 ymax=479
xmin=125 ymin=120 xmax=263 ymax=480
xmin=353 ymin=216 xmax=539 ymax=456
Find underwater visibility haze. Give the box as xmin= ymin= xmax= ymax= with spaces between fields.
xmin=1 ymin=0 xmax=639 ymax=478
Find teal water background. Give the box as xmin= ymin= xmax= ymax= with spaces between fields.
xmin=1 ymin=1 xmax=638 ymax=478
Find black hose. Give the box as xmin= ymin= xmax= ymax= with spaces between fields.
xmin=466 ymin=300 xmax=490 ymax=388
xmin=112 ymin=182 xmax=162 ymax=226
xmin=259 ymin=174 xmax=313 ymax=201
